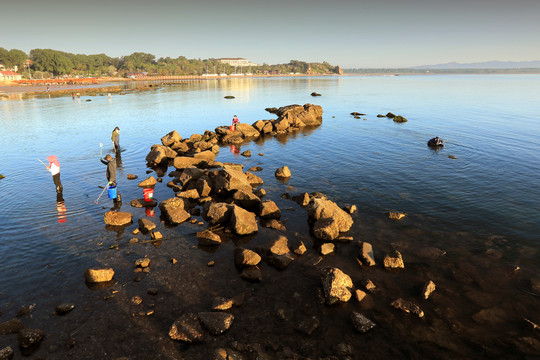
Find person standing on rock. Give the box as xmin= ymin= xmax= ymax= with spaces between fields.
xmin=111 ymin=127 xmax=120 ymax=153
xmin=45 ymin=155 xmax=63 ymax=201
xmin=232 ymin=115 xmax=239 ymax=131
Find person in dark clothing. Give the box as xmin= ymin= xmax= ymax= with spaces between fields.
xmin=100 ymin=154 xmax=117 ymax=186
xmin=100 ymin=154 xmax=121 ymax=202
xmin=111 ymin=127 xmax=120 ymax=153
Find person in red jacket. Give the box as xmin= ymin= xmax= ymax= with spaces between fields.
xmin=46 ymin=155 xmax=63 ymax=201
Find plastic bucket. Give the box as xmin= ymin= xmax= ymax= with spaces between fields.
xmin=107 ymin=185 xmax=118 ymax=199
xmin=229 ymin=125 xmax=235 ymax=131
xmin=143 ymin=188 xmax=154 ymax=202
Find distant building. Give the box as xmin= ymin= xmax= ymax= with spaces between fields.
xmin=0 ymin=64 xmax=5 ymax=71
xmin=218 ymin=58 xmax=259 ymax=67
xmin=0 ymin=71 xmax=22 ymax=83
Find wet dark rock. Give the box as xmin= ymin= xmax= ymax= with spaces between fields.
xmin=472 ymin=307 xmax=507 ymax=325
xmin=169 ymin=313 xmax=205 ymax=343
xmin=359 ymin=242 xmax=376 ymax=266
xmin=421 ymin=280 xmax=436 ymax=299
xmin=224 ymin=95 xmax=235 ymax=99
xmin=391 ymin=298 xmax=424 ymax=317
xmin=231 ymin=205 xmax=258 ymax=235
xmin=386 ymin=112 xmax=396 ymax=118
xmin=385 ymin=211 xmax=406 ymax=220
xmin=384 ymin=250 xmax=405 ymax=269
xmin=135 ymin=258 xmax=150 ymax=268
xmin=16 ymin=304 xmax=35 ymax=317
xmin=0 ymin=346 xmax=14 ymax=360
xmin=265 ymin=107 xmax=279 ymax=114
xmin=266 ymin=253 xmax=295 ymax=270
xmin=253 ymin=188 xmax=266 ymax=198
xmin=18 ymin=328 xmax=45 ymax=349
xmin=0 ymin=319 xmax=24 ymax=335
xmin=336 ymin=235 xmax=353 ymax=242
xmin=147 ymin=288 xmax=159 ymax=296
xmin=240 ymin=266 xmax=262 ymax=282
xmin=448 ymin=154 xmax=457 ymax=159
xmin=259 ymin=200 xmax=281 ymax=219
xmin=126 ymin=174 xmax=138 ymax=180
xmin=198 ymin=312 xmax=234 ymax=335
xmin=261 ymin=236 xmax=290 ymax=256
xmin=393 ymin=115 xmax=408 ymax=123
xmin=320 ymin=267 xmax=354 ymax=305
xmin=130 ymin=198 xmax=158 ymax=208
xmin=247 ymin=166 xmax=263 ymax=172
xmin=240 ymin=150 xmax=251 ymax=157
xmin=311 ymin=92 xmax=322 ymax=97
xmin=212 ymin=168 xmax=252 ymax=194
xmin=313 ymin=217 xmax=340 ymax=241
xmin=275 ymin=166 xmax=291 ymax=179
xmin=351 ymin=312 xmax=376 ymax=333
xmin=103 ymin=211 xmax=132 ymax=226
xmin=343 ymin=204 xmax=357 ymax=214
xmin=261 ymin=219 xmax=286 ymax=231
xmin=234 ymin=248 xmax=261 ymax=267
xmin=0 ymin=175 xmax=4 ymax=180
xmin=291 ymin=240 xmax=307 ymax=255
xmin=427 ymin=136 xmax=444 ymax=147
xmin=292 ymin=192 xmax=310 ymax=206
xmin=212 ymin=297 xmax=235 ymax=311
xmin=296 ymin=316 xmax=320 ymax=335
xmin=350 ymin=112 xmax=365 ymax=116
xmin=197 ymin=229 xmax=222 ymax=245
xmin=417 ymin=247 xmax=446 ymax=259
xmin=55 ymin=303 xmax=75 ymax=315
xmin=84 ymin=268 xmax=114 ymax=283
xmin=280 ymin=192 xmax=291 ymax=200
xmin=138 ymin=218 xmax=156 ymax=232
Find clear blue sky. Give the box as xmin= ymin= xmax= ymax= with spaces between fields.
xmin=2 ymin=0 xmax=539 ymax=68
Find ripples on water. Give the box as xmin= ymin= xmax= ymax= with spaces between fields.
xmin=1 ymin=75 xmax=540 ymax=358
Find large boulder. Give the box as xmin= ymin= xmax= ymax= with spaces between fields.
xmin=276 ymin=104 xmax=323 ymax=126
xmin=251 ymin=120 xmax=266 ymax=132
xmin=313 ymin=218 xmax=340 ymax=241
xmin=245 ymin=172 xmax=263 ymax=186
xmin=173 ymin=156 xmax=205 ymax=170
xmin=145 ymin=144 xmax=177 ymax=166
xmin=235 ymin=123 xmax=260 ymax=139
xmin=195 ymin=175 xmax=213 ymax=197
xmin=177 ymin=166 xmax=205 ymax=187
xmin=205 ymin=203 xmax=233 ymax=225
xmin=159 ymin=198 xmax=191 ymax=225
xmin=230 ymin=205 xmax=258 ymax=235
xmin=161 ymin=130 xmax=182 ymax=147
xmin=259 ymin=200 xmax=281 ymax=219
xmin=212 ymin=168 xmax=252 ymax=194
xmin=308 ymin=198 xmax=353 ymax=233
xmin=104 ymin=211 xmax=132 ymax=226
xmin=193 ymin=150 xmax=216 ymax=163
xmin=233 ymin=189 xmax=261 ymax=210
xmin=320 ymin=267 xmax=353 ymax=305
xmin=84 ymin=268 xmax=114 ymax=283
xmin=197 ymin=229 xmax=221 ymax=246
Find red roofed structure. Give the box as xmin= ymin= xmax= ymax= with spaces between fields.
xmin=0 ymin=71 xmax=23 ymax=83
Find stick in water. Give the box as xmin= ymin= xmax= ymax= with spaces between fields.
xmin=94 ymin=182 xmax=110 ymax=204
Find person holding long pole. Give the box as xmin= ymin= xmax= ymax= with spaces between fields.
xmin=40 ymin=155 xmax=63 ymax=201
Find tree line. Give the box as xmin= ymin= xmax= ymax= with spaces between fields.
xmin=0 ymin=48 xmax=341 ymax=78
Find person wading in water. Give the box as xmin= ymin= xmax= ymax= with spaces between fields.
xmin=46 ymin=155 xmax=64 ymax=202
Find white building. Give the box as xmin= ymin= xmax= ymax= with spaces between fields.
xmin=218 ymin=58 xmax=259 ymax=67
xmin=0 ymin=71 xmax=22 ymax=83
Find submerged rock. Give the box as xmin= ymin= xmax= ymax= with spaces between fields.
xmin=0 ymin=346 xmax=14 ymax=360
xmin=384 ymin=250 xmax=405 ymax=269
xmin=391 ymin=298 xmax=424 ymax=317
xmin=351 ymin=312 xmax=376 ymax=333
xmin=385 ymin=211 xmax=406 ymax=220
xmin=359 ymin=242 xmax=376 ymax=266
xmin=197 ymin=229 xmax=222 ymax=246
xmin=393 ymin=115 xmax=408 ymax=123
xmin=427 ymin=136 xmax=444 ymax=147
xmin=18 ymin=328 xmax=45 ymax=349
xmin=197 ymin=312 xmax=234 ymax=335
xmin=0 ymin=319 xmax=24 ymax=335
xmin=55 ymin=303 xmax=75 ymax=315
xmin=421 ymin=280 xmax=436 ymax=299
xmin=169 ymin=313 xmax=205 ymax=343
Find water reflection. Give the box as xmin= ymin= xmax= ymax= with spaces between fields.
xmin=56 ymin=200 xmax=67 ymax=223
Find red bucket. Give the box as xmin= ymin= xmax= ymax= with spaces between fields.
xmin=143 ymin=188 xmax=154 ymax=202
xmin=229 ymin=125 xmax=235 ymax=131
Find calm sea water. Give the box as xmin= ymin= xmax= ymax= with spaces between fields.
xmin=1 ymin=75 xmax=539 ymax=358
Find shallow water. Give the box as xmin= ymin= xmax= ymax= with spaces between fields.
xmin=1 ymin=75 xmax=540 ymax=359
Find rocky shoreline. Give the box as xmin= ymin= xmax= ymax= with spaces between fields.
xmin=1 ymin=104 xmax=540 ymax=359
